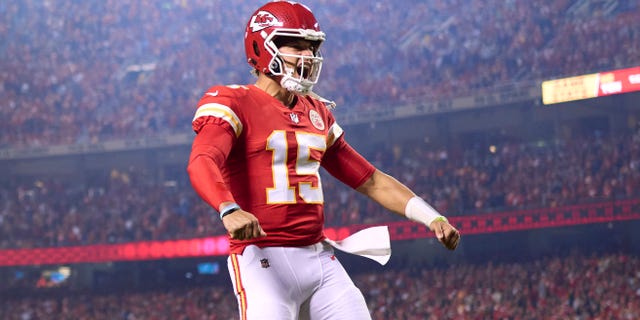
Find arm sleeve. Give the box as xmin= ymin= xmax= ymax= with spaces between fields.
xmin=187 ymin=120 xmax=236 ymax=211
xmin=322 ymin=137 xmax=376 ymax=189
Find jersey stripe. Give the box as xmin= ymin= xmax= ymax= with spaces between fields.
xmin=230 ymin=254 xmax=248 ymax=319
xmin=194 ymin=103 xmax=243 ymax=137
xmin=327 ymin=123 xmax=344 ymax=147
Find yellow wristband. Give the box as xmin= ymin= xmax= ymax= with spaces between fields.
xmin=431 ymin=216 xmax=448 ymax=223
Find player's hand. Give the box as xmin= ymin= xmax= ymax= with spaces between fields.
xmin=429 ymin=219 xmax=460 ymax=250
xmin=222 ymin=209 xmax=267 ymax=240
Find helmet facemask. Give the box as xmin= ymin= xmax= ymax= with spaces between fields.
xmin=264 ymin=29 xmax=325 ymax=94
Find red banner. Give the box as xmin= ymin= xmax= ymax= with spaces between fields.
xmin=1 ymin=199 xmax=639 ymax=266
xmin=598 ymin=66 xmax=640 ymax=96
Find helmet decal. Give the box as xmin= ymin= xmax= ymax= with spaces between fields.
xmin=249 ymin=11 xmax=283 ymax=33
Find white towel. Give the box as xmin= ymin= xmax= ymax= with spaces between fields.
xmin=323 ymin=226 xmax=391 ymax=265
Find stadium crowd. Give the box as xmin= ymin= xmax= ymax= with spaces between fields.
xmin=1 ymin=130 xmax=639 ymax=249
xmin=1 ymin=0 xmax=639 ymax=147
xmin=2 ymin=1 xmax=640 ymax=319
xmin=1 ymin=253 xmax=638 ymax=319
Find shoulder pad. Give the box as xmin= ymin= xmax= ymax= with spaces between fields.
xmin=201 ymin=84 xmax=251 ymax=100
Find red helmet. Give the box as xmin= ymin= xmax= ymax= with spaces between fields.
xmin=244 ymin=1 xmax=325 ymax=94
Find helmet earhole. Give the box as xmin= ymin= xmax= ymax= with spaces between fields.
xmin=270 ymin=60 xmax=281 ymax=73
xmin=253 ymin=41 xmax=260 ymax=56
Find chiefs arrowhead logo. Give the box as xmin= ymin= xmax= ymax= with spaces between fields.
xmin=249 ymin=11 xmax=283 ymax=32
xmin=309 ymin=110 xmax=325 ymax=130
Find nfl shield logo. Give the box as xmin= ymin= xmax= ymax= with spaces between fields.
xmin=289 ymin=113 xmax=299 ymax=124
xmin=260 ymin=258 xmax=270 ymax=268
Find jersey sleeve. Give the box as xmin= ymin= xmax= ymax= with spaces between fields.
xmin=310 ymin=96 xmax=375 ymax=188
xmin=192 ymin=85 xmax=244 ymax=137
xmin=188 ymin=85 xmax=247 ymax=211
xmin=187 ymin=124 xmax=236 ymax=211
xmin=322 ymin=135 xmax=376 ymax=189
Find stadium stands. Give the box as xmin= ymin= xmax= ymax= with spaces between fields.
xmin=1 ymin=1 xmax=639 ymax=318
xmin=1 ymin=1 xmax=639 ymax=146
xmin=1 ymin=130 xmax=639 ymax=249
xmin=1 ymin=253 xmax=638 ymax=319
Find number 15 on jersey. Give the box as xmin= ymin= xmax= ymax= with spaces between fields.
xmin=266 ymin=130 xmax=325 ymax=204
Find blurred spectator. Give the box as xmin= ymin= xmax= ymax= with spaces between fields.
xmin=1 ymin=131 xmax=639 ymax=249
xmin=1 ymin=0 xmax=639 ymax=147
xmin=1 ymin=253 xmax=638 ymax=319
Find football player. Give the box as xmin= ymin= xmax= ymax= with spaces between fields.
xmin=187 ymin=1 xmax=460 ymax=319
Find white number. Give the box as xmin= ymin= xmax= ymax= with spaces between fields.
xmin=266 ymin=131 xmax=326 ymax=204
xmin=295 ymin=132 xmax=325 ymax=203
xmin=266 ymin=131 xmax=295 ymax=203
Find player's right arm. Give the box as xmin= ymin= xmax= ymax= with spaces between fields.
xmin=187 ymin=86 xmax=266 ymax=240
xmin=323 ymin=135 xmax=459 ymax=250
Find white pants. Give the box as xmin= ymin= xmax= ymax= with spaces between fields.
xmin=227 ymin=241 xmax=372 ymax=320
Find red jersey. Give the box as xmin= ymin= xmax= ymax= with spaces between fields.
xmin=192 ymin=84 xmax=375 ymax=253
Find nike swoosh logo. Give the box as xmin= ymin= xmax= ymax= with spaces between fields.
xmin=206 ymin=91 xmax=219 ymax=97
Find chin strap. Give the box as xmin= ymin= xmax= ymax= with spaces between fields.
xmin=308 ymin=91 xmax=337 ymax=109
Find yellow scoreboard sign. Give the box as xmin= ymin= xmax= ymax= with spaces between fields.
xmin=541 ymin=66 xmax=640 ymax=105
xmin=541 ymin=73 xmax=600 ymax=105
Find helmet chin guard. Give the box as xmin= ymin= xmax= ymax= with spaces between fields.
xmin=267 ymin=37 xmax=324 ymax=94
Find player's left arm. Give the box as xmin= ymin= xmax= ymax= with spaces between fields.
xmin=323 ymin=138 xmax=460 ymax=250
xmin=356 ymin=170 xmax=460 ymax=250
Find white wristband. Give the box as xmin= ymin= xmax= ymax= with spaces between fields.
xmin=404 ymin=196 xmax=446 ymax=227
